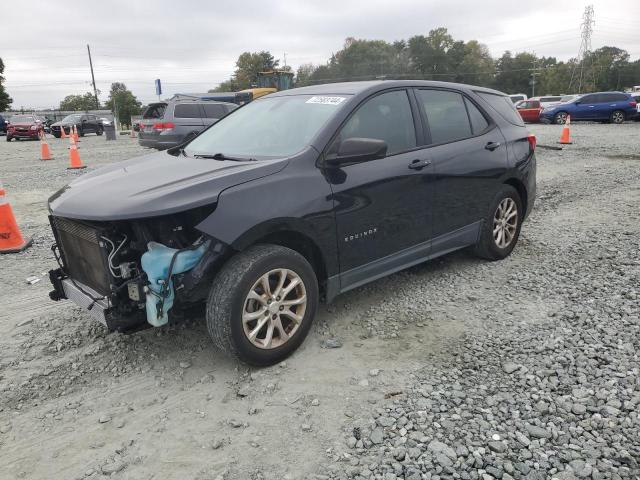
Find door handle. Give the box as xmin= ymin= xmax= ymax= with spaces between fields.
xmin=408 ymin=159 xmax=431 ymax=170
xmin=485 ymin=141 xmax=501 ymax=151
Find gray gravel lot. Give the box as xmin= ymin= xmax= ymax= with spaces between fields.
xmin=0 ymin=124 xmax=638 ymax=480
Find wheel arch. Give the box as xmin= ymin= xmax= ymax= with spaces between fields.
xmin=503 ymin=177 xmax=528 ymax=215
xmin=232 ymin=223 xmax=330 ymax=293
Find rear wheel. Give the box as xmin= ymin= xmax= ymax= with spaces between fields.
xmin=206 ymin=244 xmax=318 ymax=366
xmin=554 ymin=112 xmax=568 ymax=124
xmin=6 ymin=136 xmax=11 ymax=142
xmin=610 ymin=110 xmax=625 ymax=124
xmin=474 ymin=185 xmax=523 ymax=261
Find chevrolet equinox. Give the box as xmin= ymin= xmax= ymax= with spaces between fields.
xmin=47 ymin=80 xmax=536 ymax=365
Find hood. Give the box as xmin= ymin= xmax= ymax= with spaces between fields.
xmin=49 ymin=150 xmax=289 ymax=221
xmin=9 ymin=122 xmax=37 ymax=127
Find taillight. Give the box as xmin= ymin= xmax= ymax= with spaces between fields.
xmin=153 ymin=122 xmax=175 ymax=131
xmin=527 ymin=134 xmax=536 ymax=152
xmin=630 ymin=101 xmax=637 ymax=107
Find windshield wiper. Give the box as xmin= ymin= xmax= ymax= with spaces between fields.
xmin=192 ymin=152 xmax=256 ymax=162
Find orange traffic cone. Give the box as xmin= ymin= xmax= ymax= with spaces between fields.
xmin=60 ymin=126 xmax=68 ymax=139
xmin=0 ymin=184 xmax=33 ymax=254
xmin=39 ymin=131 xmax=53 ymax=161
xmin=68 ymin=138 xmax=86 ymax=170
xmin=73 ymin=125 xmax=80 ymax=143
xmin=558 ymin=115 xmax=572 ymax=144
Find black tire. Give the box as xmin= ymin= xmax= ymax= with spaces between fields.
xmin=79 ymin=127 xmax=85 ymax=137
xmin=206 ymin=244 xmax=319 ymax=366
xmin=53 ymin=133 xmax=61 ymax=139
xmin=6 ymin=136 xmax=11 ymax=142
xmin=554 ymin=112 xmax=568 ymax=125
xmin=474 ymin=185 xmax=523 ymax=261
xmin=96 ymin=127 xmax=103 ymax=136
xmin=610 ymin=110 xmax=625 ymax=124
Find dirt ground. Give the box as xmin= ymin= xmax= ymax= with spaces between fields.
xmin=0 ymin=123 xmax=638 ymax=480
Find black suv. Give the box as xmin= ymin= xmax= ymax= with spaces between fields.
xmin=51 ymin=113 xmax=104 ymax=138
xmin=47 ymin=81 xmax=536 ymax=365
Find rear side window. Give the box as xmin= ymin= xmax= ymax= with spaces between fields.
xmin=609 ymin=93 xmax=629 ymax=102
xmin=202 ymin=103 xmax=227 ymax=119
xmin=174 ymin=104 xmax=203 ymax=118
xmin=417 ymin=90 xmax=471 ymax=144
xmin=339 ymin=90 xmax=416 ymax=155
xmin=540 ymin=97 xmax=561 ymax=102
xmin=477 ymin=92 xmax=524 ymax=126
xmin=464 ymin=98 xmax=490 ymax=134
xmin=143 ymin=103 xmax=167 ymax=119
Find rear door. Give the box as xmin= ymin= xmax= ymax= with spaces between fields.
xmin=201 ymin=103 xmax=228 ymax=129
xmin=417 ymin=89 xmax=509 ymax=245
xmin=328 ymin=89 xmax=434 ymax=278
xmin=173 ymin=103 xmax=205 ymax=136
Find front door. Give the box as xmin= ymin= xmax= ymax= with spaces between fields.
xmin=326 ymin=89 xmax=433 ymax=277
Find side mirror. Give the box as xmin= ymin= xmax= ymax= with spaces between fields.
xmin=82 ymin=119 xmax=87 ymax=123
xmin=326 ymin=137 xmax=387 ymax=166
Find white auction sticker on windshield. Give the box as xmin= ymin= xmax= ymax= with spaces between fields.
xmin=306 ymin=96 xmax=346 ymax=105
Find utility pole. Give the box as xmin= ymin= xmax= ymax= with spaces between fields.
xmin=87 ymin=44 xmax=99 ymax=109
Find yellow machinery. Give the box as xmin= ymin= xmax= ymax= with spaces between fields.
xmin=240 ymin=70 xmax=295 ymax=100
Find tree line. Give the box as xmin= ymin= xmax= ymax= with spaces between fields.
xmin=216 ymin=28 xmax=640 ymax=95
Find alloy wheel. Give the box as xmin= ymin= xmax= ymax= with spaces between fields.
xmin=555 ymin=112 xmax=568 ymax=124
xmin=242 ymin=268 xmax=307 ymax=349
xmin=493 ymin=198 xmax=518 ymax=249
xmin=611 ymin=111 xmax=624 ymax=124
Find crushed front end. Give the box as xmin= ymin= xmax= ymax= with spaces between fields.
xmin=48 ymin=208 xmax=226 ymax=332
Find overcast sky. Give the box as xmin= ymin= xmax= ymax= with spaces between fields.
xmin=2 ymin=0 xmax=639 ymax=109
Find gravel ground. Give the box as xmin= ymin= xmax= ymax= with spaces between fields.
xmin=0 ymin=124 xmax=638 ymax=480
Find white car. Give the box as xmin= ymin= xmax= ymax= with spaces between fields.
xmin=509 ymin=93 xmax=527 ymax=104
xmin=531 ymin=96 xmax=563 ymax=109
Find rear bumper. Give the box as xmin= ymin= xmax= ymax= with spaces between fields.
xmin=138 ymin=137 xmax=182 ymax=150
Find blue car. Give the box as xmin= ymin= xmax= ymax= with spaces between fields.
xmin=0 ymin=114 xmax=7 ymax=135
xmin=540 ymin=91 xmax=637 ymax=124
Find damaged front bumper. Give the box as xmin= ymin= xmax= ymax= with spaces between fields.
xmin=49 ymin=268 xmax=147 ymax=332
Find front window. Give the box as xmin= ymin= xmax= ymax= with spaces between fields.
xmin=10 ymin=115 xmax=34 ymax=123
xmin=62 ymin=114 xmax=83 ymax=123
xmin=185 ymin=94 xmax=350 ymax=159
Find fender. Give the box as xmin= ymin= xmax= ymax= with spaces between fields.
xmin=195 ymin=149 xmax=340 ymax=277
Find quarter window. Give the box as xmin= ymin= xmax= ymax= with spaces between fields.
xmin=464 ymin=98 xmax=490 ymax=135
xmin=337 ymin=90 xmax=416 ymax=156
xmin=174 ymin=104 xmax=202 ymax=118
xmin=477 ymin=91 xmax=525 ymax=126
xmin=418 ymin=90 xmax=472 ymax=144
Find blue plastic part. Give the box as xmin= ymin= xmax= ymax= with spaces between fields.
xmin=141 ymin=241 xmax=209 ymax=327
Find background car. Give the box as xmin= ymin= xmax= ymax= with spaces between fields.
xmin=629 ymin=92 xmax=640 ymax=121
xmin=531 ymin=95 xmax=563 ymax=109
xmin=540 ymin=91 xmax=637 ymax=124
xmin=50 ymin=113 xmax=104 ymax=138
xmin=515 ymin=99 xmax=543 ymax=123
xmin=559 ymin=94 xmax=580 ymax=103
xmin=6 ymin=114 xmax=45 ymax=141
xmin=99 ymin=117 xmax=113 ymax=126
xmin=509 ymin=93 xmax=527 ymax=103
xmin=138 ymin=99 xmax=237 ymax=150
xmin=0 ymin=114 xmax=7 ymax=135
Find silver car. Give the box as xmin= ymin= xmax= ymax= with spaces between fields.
xmin=138 ymin=99 xmax=237 ymax=150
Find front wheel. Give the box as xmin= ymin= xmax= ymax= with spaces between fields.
xmin=474 ymin=185 xmax=523 ymax=261
xmin=6 ymin=136 xmax=11 ymax=142
xmin=206 ymin=244 xmax=318 ymax=366
xmin=554 ymin=112 xmax=568 ymax=124
xmin=610 ymin=110 xmax=625 ymax=124
xmin=79 ymin=127 xmax=85 ymax=137
xmin=96 ymin=127 xmax=103 ymax=136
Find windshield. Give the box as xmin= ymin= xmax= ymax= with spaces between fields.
xmin=10 ymin=115 xmax=35 ymax=123
xmin=185 ymin=94 xmax=350 ymax=158
xmin=62 ymin=114 xmax=83 ymax=123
